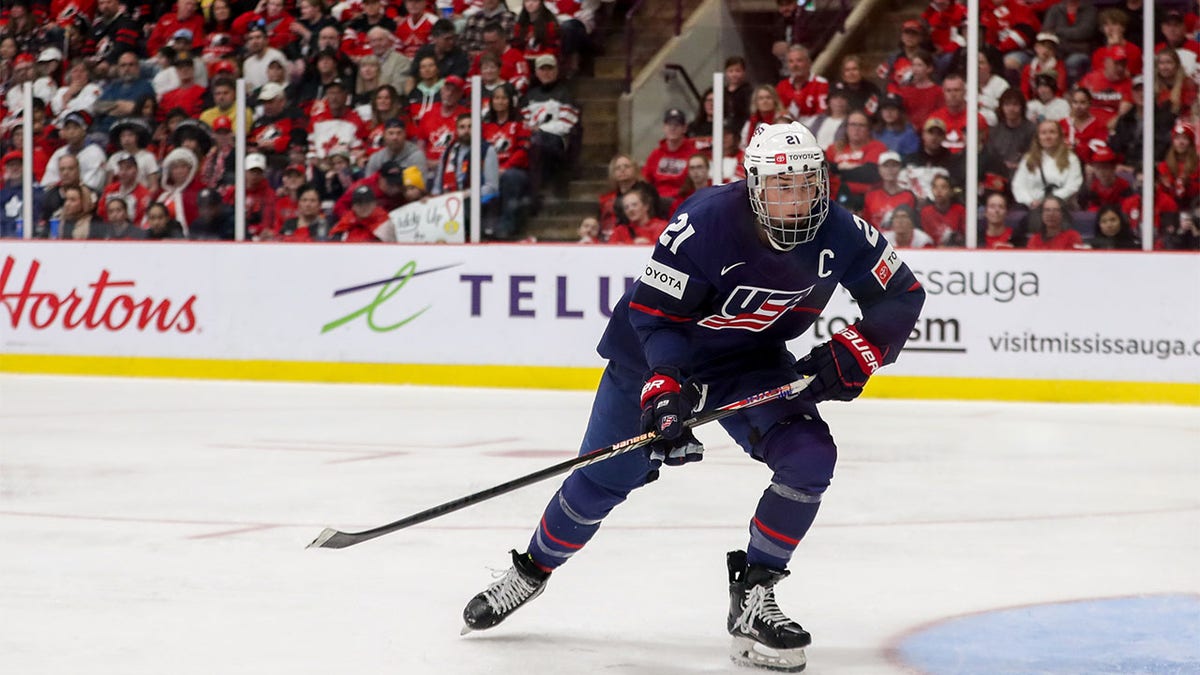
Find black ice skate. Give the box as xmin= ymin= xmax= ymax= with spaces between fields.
xmin=461 ymin=549 xmax=550 ymax=634
xmin=726 ymin=550 xmax=811 ymax=672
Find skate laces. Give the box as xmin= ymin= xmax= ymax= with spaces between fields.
xmin=735 ymin=585 xmax=791 ymax=632
xmin=482 ymin=566 xmax=540 ymax=613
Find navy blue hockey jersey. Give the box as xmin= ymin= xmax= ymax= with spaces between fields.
xmin=597 ymin=181 xmax=925 ymax=378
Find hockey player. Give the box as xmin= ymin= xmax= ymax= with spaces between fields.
xmin=461 ymin=121 xmax=925 ymax=671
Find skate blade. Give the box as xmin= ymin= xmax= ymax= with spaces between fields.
xmin=729 ymin=636 xmax=806 ymax=672
xmin=460 ymin=624 xmax=474 ymax=636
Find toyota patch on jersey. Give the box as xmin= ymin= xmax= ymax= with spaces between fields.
xmin=872 ymin=244 xmax=901 ymax=289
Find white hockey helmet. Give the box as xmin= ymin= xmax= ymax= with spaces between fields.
xmin=743 ymin=121 xmax=829 ymax=250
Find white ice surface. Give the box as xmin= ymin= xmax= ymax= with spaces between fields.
xmin=0 ymin=375 xmax=1197 ymax=674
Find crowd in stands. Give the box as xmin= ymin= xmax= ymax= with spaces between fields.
xmin=0 ymin=0 xmax=602 ymax=241
xmin=586 ymin=0 xmax=1199 ymax=249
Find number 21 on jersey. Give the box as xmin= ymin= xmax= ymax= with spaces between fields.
xmin=659 ymin=213 xmax=695 ymax=254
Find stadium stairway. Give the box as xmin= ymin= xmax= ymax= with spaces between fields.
xmin=523 ymin=0 xmax=706 ymax=242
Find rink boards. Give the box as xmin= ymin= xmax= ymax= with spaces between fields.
xmin=0 ymin=242 xmax=1197 ymax=404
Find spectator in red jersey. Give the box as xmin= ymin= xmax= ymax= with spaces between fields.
xmin=831 ymin=54 xmax=880 ymax=115
xmin=878 ymin=19 xmax=928 ymax=89
xmin=1058 ymin=86 xmax=1106 ymax=162
xmin=333 ymin=159 xmax=407 ymax=217
xmin=147 ymin=0 xmax=204 ymax=56
xmin=776 ymin=44 xmax=828 ymax=126
xmin=330 ymin=184 xmax=385 ymax=242
xmin=597 ymin=153 xmax=659 ymax=240
xmin=1156 ymin=10 xmax=1199 ymax=79
xmin=1154 ymin=48 xmax=1197 ymax=118
xmin=415 ymin=73 xmax=468 ymax=182
xmin=981 ymin=191 xmax=1019 ymax=248
xmin=470 ymin=23 xmax=529 ymax=94
xmin=1088 ymin=204 xmax=1139 ymax=249
xmin=888 ymin=49 xmax=942 ymax=132
xmin=1157 ymin=122 xmax=1199 ymax=209
xmin=608 ymin=185 xmax=667 ymax=244
xmin=925 ymin=73 xmax=988 ymax=154
xmin=1121 ymin=172 xmax=1178 ymax=245
xmin=1076 ymin=52 xmax=1133 ymax=129
xmin=97 ymin=151 xmax=151 ymax=223
xmin=1093 ymin=9 xmax=1141 ymax=76
xmin=980 ymin=0 xmax=1040 ymax=74
xmin=1012 ymin=119 xmax=1083 ymax=213
xmin=862 ymin=151 xmax=917 ymax=229
xmin=643 ymin=107 xmax=696 ymax=204
xmin=159 ymin=52 xmax=207 ymax=120
xmin=513 ymin=0 xmax=559 ymax=72
xmin=1041 ymin=0 xmax=1098 ymax=83
xmin=919 ymin=173 xmax=965 ymax=245
xmin=1020 ymin=33 xmax=1067 ymax=102
xmin=231 ymin=152 xmax=279 ymax=239
xmin=883 ymin=204 xmax=933 ymax=248
xmin=920 ymin=0 xmax=967 ymax=75
xmin=271 ymin=164 xmax=305 ymax=228
xmin=1076 ymin=142 xmax=1131 ymax=211
xmin=1025 ymin=195 xmax=1084 ymax=249
xmin=482 ymin=82 xmax=531 ymax=238
xmin=231 ymin=0 xmax=296 ymax=52
xmin=826 ymin=110 xmax=888 ymax=210
xmin=397 ymin=0 xmax=439 ymax=58
xmin=741 ymin=84 xmax=787 ymax=149
xmin=1022 ymin=72 xmax=1070 ymax=121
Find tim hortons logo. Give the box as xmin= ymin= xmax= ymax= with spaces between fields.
xmin=0 ymin=256 xmax=197 ymax=333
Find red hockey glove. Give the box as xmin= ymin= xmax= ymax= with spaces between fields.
xmin=795 ymin=325 xmax=883 ymax=402
xmin=640 ymin=369 xmax=705 ymax=467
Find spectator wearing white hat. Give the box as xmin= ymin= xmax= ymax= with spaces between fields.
xmin=32 ymin=47 xmax=62 ymax=103
xmin=249 ymin=82 xmax=307 ymax=170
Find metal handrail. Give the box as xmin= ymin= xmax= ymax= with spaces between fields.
xmin=663 ymin=63 xmax=702 ymax=105
xmin=624 ymin=0 xmax=684 ymax=93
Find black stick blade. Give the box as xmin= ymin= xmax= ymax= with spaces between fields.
xmin=307 ymin=527 xmax=353 ymax=549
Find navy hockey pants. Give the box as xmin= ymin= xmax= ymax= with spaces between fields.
xmin=527 ymin=361 xmax=837 ymax=571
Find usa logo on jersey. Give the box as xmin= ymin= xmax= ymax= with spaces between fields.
xmin=698 ymin=284 xmax=815 ymax=331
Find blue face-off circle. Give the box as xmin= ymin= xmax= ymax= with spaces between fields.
xmin=892 ymin=594 xmax=1200 ymax=675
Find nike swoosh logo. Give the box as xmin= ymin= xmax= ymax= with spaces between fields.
xmin=721 ymin=262 xmax=746 ymax=276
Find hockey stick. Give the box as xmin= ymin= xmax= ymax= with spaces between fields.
xmin=307 ymin=375 xmax=813 ymax=550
